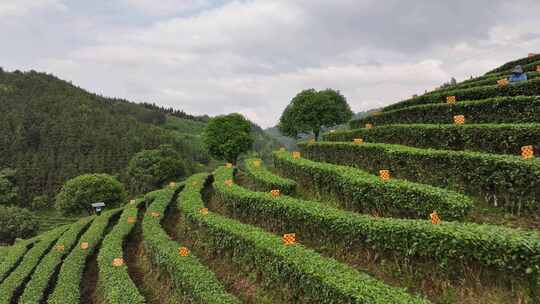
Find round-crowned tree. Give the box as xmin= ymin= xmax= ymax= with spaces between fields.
xmin=55 ymin=173 xmax=127 ymax=215
xmin=127 ymin=144 xmax=188 ymax=194
xmin=202 ymin=113 xmax=254 ymax=165
xmin=278 ymin=89 xmax=353 ymax=140
xmin=0 ymin=205 xmax=38 ymax=244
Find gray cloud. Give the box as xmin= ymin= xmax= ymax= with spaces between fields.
xmin=1 ymin=0 xmax=540 ymax=127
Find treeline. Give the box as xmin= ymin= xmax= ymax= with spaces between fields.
xmin=0 ymin=69 xmax=199 ymax=205
xmin=140 ymin=102 xmax=210 ymax=123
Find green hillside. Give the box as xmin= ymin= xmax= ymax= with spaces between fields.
xmin=2 ymin=56 xmax=540 ymax=304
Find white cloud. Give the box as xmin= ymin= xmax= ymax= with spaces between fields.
xmin=0 ymin=0 xmax=66 ymax=18
xmin=4 ymin=0 xmax=540 ymax=127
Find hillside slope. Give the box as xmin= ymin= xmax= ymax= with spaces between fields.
xmin=0 ymin=69 xmax=199 ymax=204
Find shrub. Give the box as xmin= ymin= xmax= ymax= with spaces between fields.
xmin=324 ymin=124 xmax=540 ymax=155
xmin=384 ymin=78 xmax=540 ymax=112
xmin=350 ymin=96 xmax=540 ymax=127
xmin=0 ymin=205 xmax=38 ymax=244
xmin=0 ymin=239 xmax=36 ymax=283
xmin=212 ymin=166 xmax=540 ymax=280
xmin=0 ymin=225 xmax=68 ymax=303
xmin=142 ymin=185 xmax=240 ymax=304
xmin=48 ymin=209 xmax=121 ymax=304
xmin=243 ymin=158 xmax=296 ymax=195
xmin=97 ymin=199 xmax=145 ymax=304
xmin=487 ymin=57 xmax=540 ymax=75
xmin=55 ymin=174 xmax=127 ymax=215
xmin=272 ymin=151 xmax=472 ymax=220
xmin=20 ymin=217 xmax=93 ymax=303
xmin=31 ymin=195 xmax=50 ymax=210
xmin=431 ymin=71 xmax=540 ymax=95
xmin=299 ymin=141 xmax=540 ymax=214
xmin=127 ymin=144 xmax=188 ymax=194
xmin=0 ymin=169 xmax=17 ymax=206
xmin=180 ymin=173 xmax=428 ymax=303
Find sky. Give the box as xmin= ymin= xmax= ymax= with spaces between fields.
xmin=1 ymin=0 xmax=540 ymax=127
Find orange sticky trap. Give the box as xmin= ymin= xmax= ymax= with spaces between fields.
xmin=521 ymin=145 xmax=534 ymax=159
xmin=353 ymin=138 xmax=364 ymax=144
xmin=150 ymin=211 xmax=160 ymax=218
xmin=112 ymin=258 xmax=124 ymax=267
xmin=80 ymin=242 xmax=89 ymax=250
xmin=282 ymin=233 xmax=296 ymax=245
xmin=270 ymin=189 xmax=281 ymax=197
xmin=292 ymin=151 xmax=301 ymax=159
xmin=453 ymin=115 xmax=465 ymax=125
xmin=497 ymin=79 xmax=509 ymax=86
xmin=55 ymin=245 xmax=65 ymax=252
xmin=365 ymin=123 xmax=373 ymax=129
xmin=536 ymin=65 xmax=540 ymax=73
xmin=169 ymin=182 xmax=176 ymax=189
xmin=253 ymin=160 xmax=261 ymax=167
xmin=446 ymin=96 xmax=456 ymax=104
xmin=178 ymin=247 xmax=190 ymax=257
xmin=379 ymin=169 xmax=390 ymax=181
xmin=430 ymin=211 xmax=440 ymax=224
xmin=224 ymin=179 xmax=233 ymax=187
xmin=199 ymin=208 xmax=209 ymax=215
xmin=226 ymin=163 xmax=233 ymax=168
xmin=127 ymin=216 xmax=137 ymax=224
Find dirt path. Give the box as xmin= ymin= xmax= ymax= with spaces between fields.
xmin=124 ymin=206 xmax=185 ymax=304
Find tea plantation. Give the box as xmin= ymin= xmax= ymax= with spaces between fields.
xmin=1 ymin=56 xmax=540 ymax=303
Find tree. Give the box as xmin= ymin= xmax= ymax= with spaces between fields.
xmin=55 ymin=173 xmax=127 ymax=215
xmin=0 ymin=168 xmax=18 ymax=206
xmin=0 ymin=205 xmax=38 ymax=244
xmin=127 ymin=144 xmax=188 ymax=194
xmin=202 ymin=113 xmax=254 ymax=165
xmin=278 ymin=89 xmax=353 ymax=140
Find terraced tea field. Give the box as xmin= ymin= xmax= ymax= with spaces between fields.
xmin=1 ymin=56 xmax=540 ymax=303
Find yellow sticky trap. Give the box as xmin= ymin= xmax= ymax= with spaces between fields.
xmin=372 ymin=111 xmax=382 ymax=116
xmin=80 ymin=242 xmax=89 ymax=250
xmin=55 ymin=245 xmax=65 ymax=252
xmin=379 ymin=170 xmax=390 ymax=181
xmin=282 ymin=233 xmax=296 ymax=245
xmin=127 ymin=216 xmax=137 ymax=224
xmin=497 ymin=79 xmax=509 ymax=86
xmin=446 ymin=96 xmax=456 ymax=104
xmin=150 ymin=211 xmax=160 ymax=218
xmin=521 ymin=145 xmax=534 ymax=160
xmin=199 ymin=208 xmax=209 ymax=215
xmin=453 ymin=115 xmax=465 ymax=125
xmin=226 ymin=163 xmax=233 ymax=168
xmin=112 ymin=258 xmax=124 ymax=267
xmin=430 ymin=211 xmax=440 ymax=224
xmin=270 ymin=189 xmax=281 ymax=197
xmin=279 ymin=147 xmax=286 ymax=151
xmin=292 ymin=151 xmax=301 ymax=159
xmin=253 ymin=160 xmax=261 ymax=167
xmin=329 ymin=130 xmax=336 ymax=133
xmin=169 ymin=182 xmax=176 ymax=189
xmin=365 ymin=123 xmax=373 ymax=129
xmin=192 ymin=181 xmax=198 ymax=186
xmin=308 ymin=138 xmax=315 ymax=144
xmin=178 ymin=247 xmax=190 ymax=257
xmin=129 ymin=199 xmax=136 ymax=205
xmin=353 ymin=138 xmax=364 ymax=144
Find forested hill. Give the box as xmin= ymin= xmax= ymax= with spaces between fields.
xmin=0 ymin=68 xmax=201 ymax=205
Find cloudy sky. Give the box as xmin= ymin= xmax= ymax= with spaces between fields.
xmin=1 ymin=0 xmax=540 ymax=127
